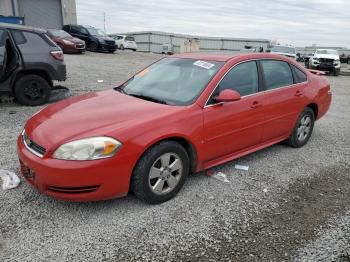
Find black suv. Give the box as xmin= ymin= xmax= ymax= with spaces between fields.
xmin=0 ymin=23 xmax=66 ymax=106
xmin=62 ymin=25 xmax=117 ymax=53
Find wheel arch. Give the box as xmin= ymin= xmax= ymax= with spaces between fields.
xmin=137 ymin=135 xmax=199 ymax=174
xmin=306 ymin=103 xmax=318 ymax=119
xmin=12 ymin=69 xmax=53 ymax=92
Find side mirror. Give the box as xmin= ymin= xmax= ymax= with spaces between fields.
xmin=215 ymin=89 xmax=241 ymax=103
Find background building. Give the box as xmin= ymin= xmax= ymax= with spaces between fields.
xmin=0 ymin=0 xmax=77 ymax=28
xmin=113 ymin=31 xmax=271 ymax=54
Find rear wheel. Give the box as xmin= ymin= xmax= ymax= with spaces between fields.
xmin=334 ymin=69 xmax=340 ymax=76
xmin=14 ymin=74 xmax=51 ymax=106
xmin=120 ymin=44 xmax=124 ymax=50
xmin=131 ymin=141 xmax=189 ymax=204
xmin=286 ymin=107 xmax=315 ymax=148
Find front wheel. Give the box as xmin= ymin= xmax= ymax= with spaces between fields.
xmin=14 ymin=74 xmax=51 ymax=106
xmin=131 ymin=141 xmax=189 ymax=204
xmin=89 ymin=42 xmax=98 ymax=52
xmin=286 ymin=107 xmax=315 ymax=148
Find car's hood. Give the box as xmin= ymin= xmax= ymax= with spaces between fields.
xmin=95 ymin=36 xmax=115 ymax=42
xmin=25 ymin=90 xmax=182 ymax=150
xmin=65 ymin=37 xmax=85 ymax=44
xmin=314 ymin=54 xmax=339 ymax=60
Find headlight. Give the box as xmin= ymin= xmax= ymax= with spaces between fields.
xmin=62 ymin=39 xmax=74 ymax=45
xmin=334 ymin=59 xmax=340 ymax=64
xmin=98 ymin=39 xmax=105 ymax=44
xmin=312 ymin=57 xmax=319 ymax=61
xmin=52 ymin=137 xmax=122 ymax=160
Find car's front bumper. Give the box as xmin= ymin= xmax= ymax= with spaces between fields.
xmin=99 ymin=43 xmax=117 ymax=52
xmin=17 ymin=135 xmax=133 ymax=201
xmin=311 ymin=61 xmax=340 ymax=72
xmin=63 ymin=43 xmax=86 ymax=53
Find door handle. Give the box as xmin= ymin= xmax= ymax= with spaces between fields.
xmin=251 ymin=101 xmax=262 ymax=109
xmin=295 ymin=90 xmax=303 ymax=96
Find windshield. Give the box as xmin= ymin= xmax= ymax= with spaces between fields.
xmin=48 ymin=29 xmax=72 ymax=38
xmin=87 ymin=28 xmax=106 ymax=36
xmin=271 ymin=46 xmax=296 ymax=54
xmin=119 ymin=58 xmax=224 ymax=105
xmin=316 ymin=49 xmax=339 ymax=55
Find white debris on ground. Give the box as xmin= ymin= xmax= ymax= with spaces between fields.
xmin=235 ymin=164 xmax=249 ymax=171
xmin=211 ymin=172 xmax=230 ymax=183
xmin=0 ymin=170 xmax=20 ymax=190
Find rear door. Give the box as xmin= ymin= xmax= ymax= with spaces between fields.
xmin=0 ymin=29 xmax=20 ymax=88
xmin=202 ymin=61 xmax=266 ymax=162
xmin=259 ymin=60 xmax=307 ymax=142
xmin=0 ymin=29 xmax=7 ymax=81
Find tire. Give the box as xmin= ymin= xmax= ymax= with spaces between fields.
xmin=334 ymin=69 xmax=340 ymax=76
xmin=120 ymin=45 xmax=124 ymax=50
xmin=14 ymin=74 xmax=51 ymax=106
xmin=131 ymin=141 xmax=190 ymax=204
xmin=286 ymin=107 xmax=315 ymax=148
xmin=109 ymin=50 xmax=115 ymax=53
xmin=89 ymin=42 xmax=98 ymax=52
xmin=132 ymin=49 xmax=136 ymax=52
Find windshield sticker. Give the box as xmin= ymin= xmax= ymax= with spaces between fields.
xmin=193 ymin=60 xmax=215 ymax=70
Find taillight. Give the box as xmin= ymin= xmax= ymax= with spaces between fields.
xmin=50 ymin=51 xmax=64 ymax=61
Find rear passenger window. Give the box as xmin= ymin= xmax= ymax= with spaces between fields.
xmin=261 ymin=60 xmax=294 ymax=90
xmin=11 ymin=30 xmax=27 ymax=45
xmin=218 ymin=61 xmax=259 ymax=96
xmin=292 ymin=65 xmax=307 ymax=83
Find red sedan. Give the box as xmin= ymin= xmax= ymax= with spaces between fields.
xmin=17 ymin=53 xmax=332 ymax=204
xmin=46 ymin=29 xmax=86 ymax=54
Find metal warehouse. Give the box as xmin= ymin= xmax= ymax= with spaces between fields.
xmin=0 ymin=0 xmax=77 ymax=28
xmin=116 ymin=31 xmax=270 ymax=54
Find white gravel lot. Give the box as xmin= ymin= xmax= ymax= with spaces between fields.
xmin=0 ymin=51 xmax=349 ymax=261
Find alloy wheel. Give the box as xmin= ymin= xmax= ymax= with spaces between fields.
xmin=297 ymin=115 xmax=311 ymax=142
xmin=148 ymin=153 xmax=183 ymax=195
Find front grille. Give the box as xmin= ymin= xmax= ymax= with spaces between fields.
xmin=319 ymin=58 xmax=334 ymax=63
xmin=105 ymin=40 xmax=115 ymax=46
xmin=76 ymin=44 xmax=85 ymax=48
xmin=46 ymin=185 xmax=100 ymax=194
xmin=23 ymin=131 xmax=46 ymax=157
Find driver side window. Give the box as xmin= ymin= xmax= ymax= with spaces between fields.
xmin=219 ymin=61 xmax=259 ymax=96
xmin=208 ymin=61 xmax=259 ymax=104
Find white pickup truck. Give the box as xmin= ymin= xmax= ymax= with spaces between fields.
xmin=308 ymin=49 xmax=341 ymax=76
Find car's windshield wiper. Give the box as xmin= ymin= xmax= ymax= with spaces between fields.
xmin=114 ymin=86 xmax=127 ymax=94
xmin=128 ymin=93 xmax=168 ymax=105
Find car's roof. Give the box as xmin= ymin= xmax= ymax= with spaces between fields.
xmin=172 ymin=52 xmax=294 ymax=62
xmin=0 ymin=22 xmax=46 ymax=33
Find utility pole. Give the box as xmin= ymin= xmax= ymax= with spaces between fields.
xmin=103 ymin=12 xmax=106 ymax=32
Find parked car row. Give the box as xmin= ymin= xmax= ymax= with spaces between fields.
xmin=46 ymin=24 xmax=138 ymax=54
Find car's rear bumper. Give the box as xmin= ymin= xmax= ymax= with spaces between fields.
xmin=55 ymin=64 xmax=67 ymax=81
xmin=17 ymin=134 xmax=133 ymax=202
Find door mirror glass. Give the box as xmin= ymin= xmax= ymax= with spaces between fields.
xmin=215 ymin=89 xmax=241 ymax=103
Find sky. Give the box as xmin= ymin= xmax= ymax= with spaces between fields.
xmin=76 ymin=0 xmax=350 ymax=47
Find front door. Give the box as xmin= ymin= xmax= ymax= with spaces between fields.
xmin=202 ymin=61 xmax=266 ymax=162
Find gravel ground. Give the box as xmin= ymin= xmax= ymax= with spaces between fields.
xmin=0 ymin=51 xmax=349 ymax=261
